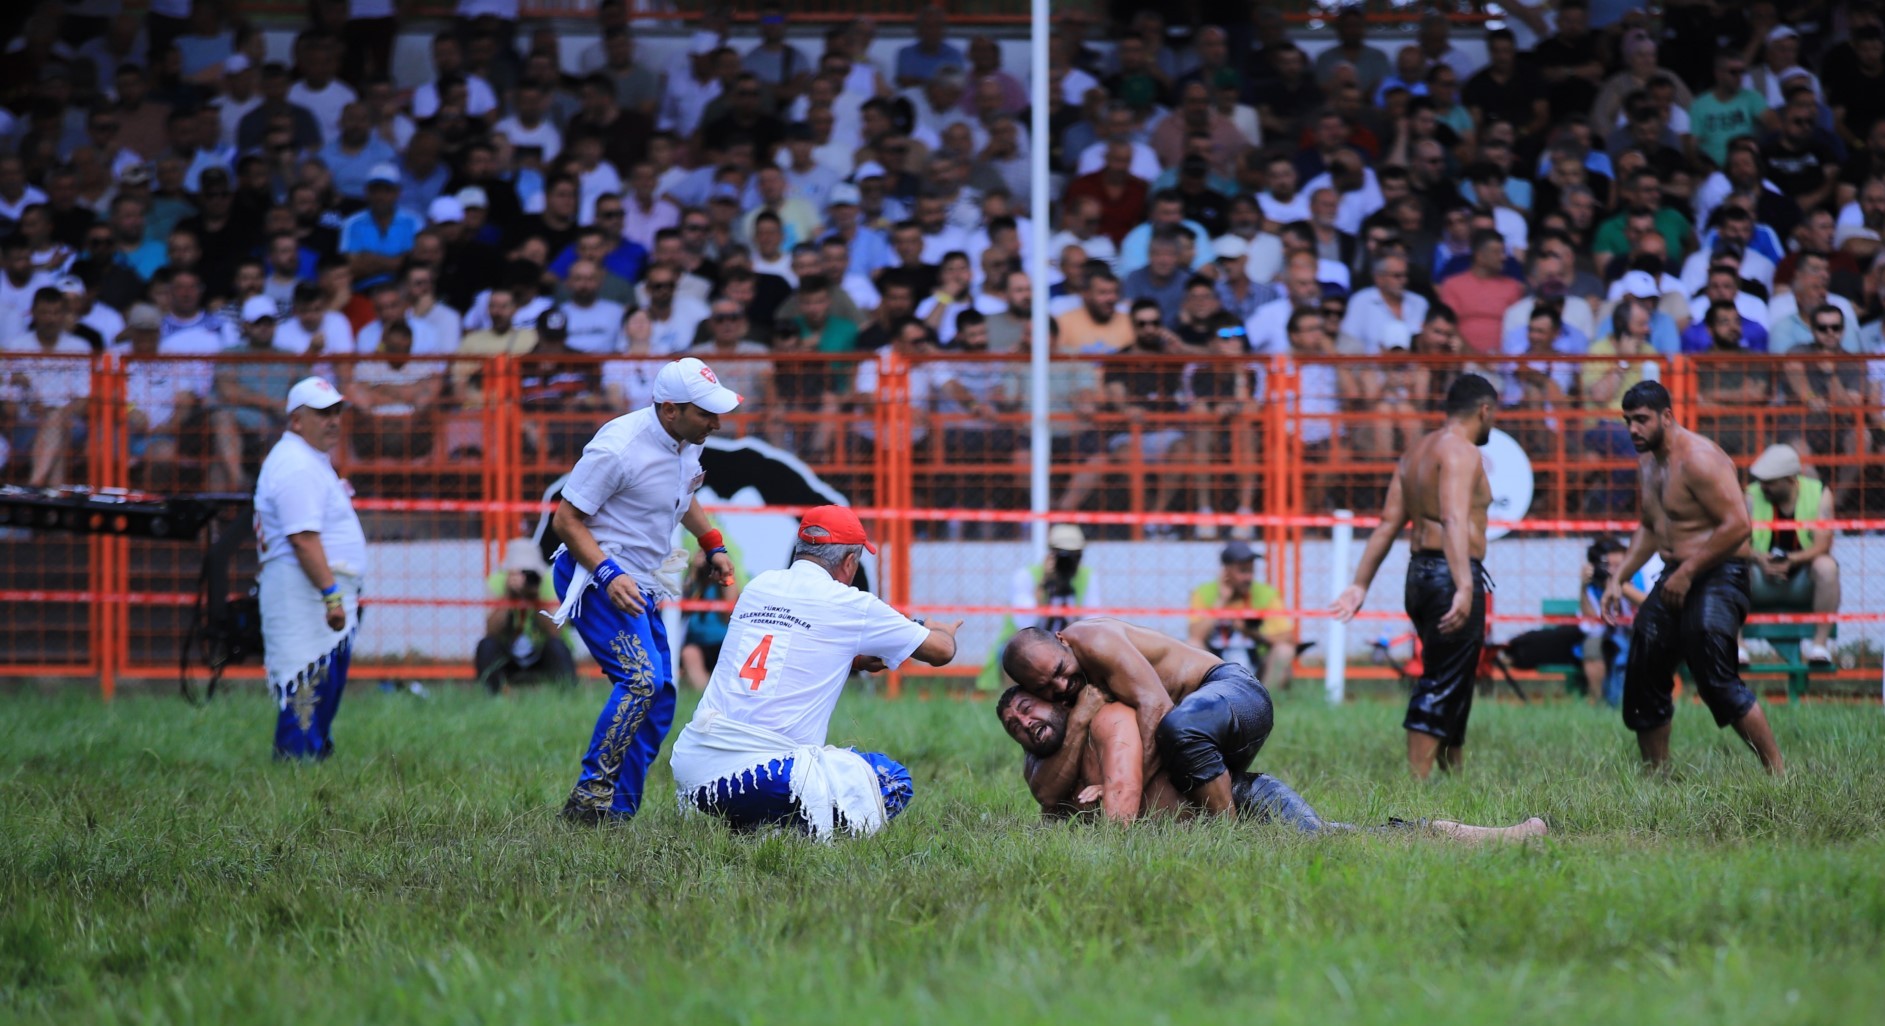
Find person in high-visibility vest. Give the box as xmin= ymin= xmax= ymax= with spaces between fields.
xmin=1745 ymin=444 xmax=1839 ymax=665
xmin=975 ymin=524 xmax=1104 ymax=692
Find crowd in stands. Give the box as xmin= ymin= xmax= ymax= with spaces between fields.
xmin=3 ymin=0 xmax=1885 ymax=523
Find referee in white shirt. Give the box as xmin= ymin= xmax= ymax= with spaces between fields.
xmin=550 ymin=356 xmax=743 ymax=824
xmin=669 ymin=507 xmax=962 ymax=839
xmin=254 ymin=377 xmax=367 ymax=760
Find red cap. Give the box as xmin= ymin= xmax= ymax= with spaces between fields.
xmin=798 ymin=505 xmax=876 ymax=554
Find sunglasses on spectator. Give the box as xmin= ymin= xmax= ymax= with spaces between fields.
xmin=1133 ymin=317 xmax=1162 ymax=329
xmin=647 ymin=280 xmax=676 ymax=290
xmin=597 ymin=208 xmax=624 ymax=218
xmin=1812 ymin=322 xmax=1843 ymax=333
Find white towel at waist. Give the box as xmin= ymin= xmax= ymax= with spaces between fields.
xmin=670 ymin=709 xmax=889 ymax=841
xmin=544 ymin=544 xmax=690 ymax=628
xmin=258 ymin=559 xmax=361 ymax=704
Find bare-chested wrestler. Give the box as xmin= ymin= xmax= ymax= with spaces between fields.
xmin=1331 ymin=374 xmax=1500 ymax=779
xmin=995 ymin=621 xmax=1545 ymax=840
xmin=1603 ymin=382 xmax=1785 ymax=774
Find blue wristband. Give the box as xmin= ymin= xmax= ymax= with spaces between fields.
xmin=320 ymin=583 xmax=339 ymax=597
xmin=707 ymin=546 xmax=729 ymax=557
xmin=592 ymin=558 xmax=625 ymax=587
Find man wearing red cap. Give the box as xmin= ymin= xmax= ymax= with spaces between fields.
xmin=668 ymin=506 xmax=963 ymax=839
xmin=549 ymin=356 xmax=744 ymax=824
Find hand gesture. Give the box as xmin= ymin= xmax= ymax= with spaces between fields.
xmin=1437 ymin=590 xmax=1473 ymax=635
xmin=708 ymin=550 xmax=735 ymax=587
xmin=1599 ymin=579 xmax=1625 ymax=625
xmin=1075 ymin=784 xmax=1103 ymax=806
xmin=1660 ymin=568 xmax=1692 ymax=611
xmin=325 ymin=602 xmax=346 ymax=632
xmin=1329 ymin=583 xmax=1367 ymax=622
xmin=605 ymin=574 xmax=646 ymax=615
xmin=852 ymin=654 xmax=889 ymax=674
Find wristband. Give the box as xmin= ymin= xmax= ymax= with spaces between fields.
xmin=697 ymin=529 xmax=724 ymax=552
xmin=592 ymin=558 xmax=625 ymax=587
xmin=321 ymin=583 xmax=339 ymax=597
xmin=322 ymin=593 xmax=344 ymax=608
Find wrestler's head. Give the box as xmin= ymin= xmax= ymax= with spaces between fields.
xmin=1001 ymin=627 xmax=1086 ymax=703
xmin=996 ymin=686 xmax=1070 ymax=757
xmin=1620 ymin=380 xmax=1674 ymax=454
xmin=1443 ymin=373 xmax=1499 ymax=446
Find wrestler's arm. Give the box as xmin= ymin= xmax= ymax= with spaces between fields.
xmin=1677 ymin=446 xmax=1755 ymax=577
xmin=1434 ymin=442 xmax=1478 ymax=633
xmin=1070 ymin=625 xmax=1173 ymax=777
xmin=1090 ymin=703 xmax=1145 ymax=824
xmin=1022 ymin=684 xmax=1106 ymax=812
xmin=1332 ymin=465 xmax=1407 ymax=619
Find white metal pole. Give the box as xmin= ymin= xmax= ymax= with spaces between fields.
xmin=1027 ymin=0 xmax=1051 ymax=557
xmin=1326 ymin=509 xmax=1353 ymax=705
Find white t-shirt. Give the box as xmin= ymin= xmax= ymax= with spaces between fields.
xmin=1258 ymin=190 xmax=1313 ymax=226
xmin=254 ymin=429 xmax=369 ymax=575
xmin=648 ymin=297 xmax=710 ymax=356
xmin=287 ymin=79 xmax=359 ymax=145
xmin=1 ymin=334 xmax=91 ymax=405
xmin=411 ymin=75 xmax=499 ymax=119
xmin=491 ymin=116 xmax=563 ymax=163
xmin=684 ymin=560 xmax=930 ymax=747
xmin=273 ymin=311 xmax=356 ymax=355
xmin=1075 ymin=140 xmax=1163 ymax=182
xmin=560 ymin=405 xmax=703 ymax=584
xmin=563 ymin=298 xmax=626 ymax=354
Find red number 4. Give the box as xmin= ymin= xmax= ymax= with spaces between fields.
xmin=740 ymin=634 xmax=775 ymax=691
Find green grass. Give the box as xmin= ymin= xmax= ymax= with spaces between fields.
xmin=3 ymin=683 xmax=1883 ymax=1025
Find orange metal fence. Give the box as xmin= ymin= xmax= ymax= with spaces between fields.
xmin=3 ymin=351 xmax=1883 ymax=697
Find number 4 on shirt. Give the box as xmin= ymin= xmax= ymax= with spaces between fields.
xmin=734 ymin=631 xmax=788 ymax=694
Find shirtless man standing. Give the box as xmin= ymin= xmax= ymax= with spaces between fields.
xmin=996 ymin=623 xmax=1546 ymax=840
xmin=1331 ymin=374 xmax=1500 ymax=778
xmin=1603 ymin=382 xmax=1785 ymax=774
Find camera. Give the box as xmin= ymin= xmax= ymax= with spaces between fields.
xmin=1587 ymin=538 xmax=1623 ymax=588
xmin=1051 ymin=550 xmax=1082 ymax=584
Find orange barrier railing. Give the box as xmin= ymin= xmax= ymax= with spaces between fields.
xmin=4 ymin=351 xmax=1882 ymax=696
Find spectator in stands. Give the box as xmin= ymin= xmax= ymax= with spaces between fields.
xmin=3 ymin=286 xmax=91 ymax=486
xmin=895 ymin=6 xmax=965 ymax=88
xmin=209 ymin=296 xmax=300 ymax=491
xmin=1103 ymin=299 xmax=1192 ymax=534
xmin=1744 ymin=444 xmax=1841 ymax=665
xmin=348 ymin=320 xmax=442 ymax=461
xmin=687 ymin=297 xmax=771 ymax=410
xmin=929 ymin=308 xmax=1016 ymax=529
xmin=1692 ymin=52 xmax=1768 ymax=170
xmin=1762 ymin=92 xmax=1844 ymax=217
xmin=1340 ymin=252 xmax=1426 ymax=355
xmin=1682 ymin=265 xmax=1771 ymax=352
xmin=453 ymin=286 xmax=536 ymax=403
xmin=1778 ymin=304 xmax=1870 ymax=471
xmin=1693 ymin=302 xmax=1771 ymax=457
xmin=1189 ymin=540 xmax=1295 ymax=692
xmin=1122 ymin=232 xmax=1191 ymax=324
xmin=1055 ymin=267 xmax=1131 ymax=354
xmin=1436 ymin=230 xmax=1526 ymax=355
xmin=1771 ymin=256 xmax=1861 ymax=353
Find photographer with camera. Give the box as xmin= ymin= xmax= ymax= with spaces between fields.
xmin=680 ymin=542 xmax=743 ymax=690
xmin=475 ymin=540 xmax=576 ymax=694
xmin=1579 ymin=537 xmax=1652 ymax=708
xmin=976 ymin=524 xmax=1106 ymax=691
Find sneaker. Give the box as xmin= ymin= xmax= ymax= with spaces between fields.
xmin=1230 ymin=507 xmax=1256 ymax=541
xmin=1737 ymin=646 xmax=1750 ymax=666
xmin=1803 ymin=641 xmax=1834 ymax=665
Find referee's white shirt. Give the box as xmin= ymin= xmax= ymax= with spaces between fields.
xmin=560 ymin=405 xmax=704 ymax=588
xmin=254 ymin=430 xmax=368 ymax=576
xmin=690 ymin=560 xmax=931 ymax=747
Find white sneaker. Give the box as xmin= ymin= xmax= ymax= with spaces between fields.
xmin=1230 ymin=507 xmax=1256 ymax=541
xmin=1803 ymin=641 xmax=1834 ymax=665
xmin=1737 ymin=645 xmax=1750 ymax=666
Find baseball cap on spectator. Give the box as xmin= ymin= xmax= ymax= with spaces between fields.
xmin=1379 ymin=320 xmax=1413 ymax=351
xmin=1619 ymin=270 xmax=1661 ymax=300
xmin=1047 ymin=523 xmax=1086 ymax=552
xmin=1767 ymin=25 xmax=1800 ymax=44
xmin=366 ymin=163 xmax=400 ymax=187
xmin=1749 ymin=444 xmax=1802 ymax=482
xmin=688 ymin=31 xmax=720 ymax=56
xmin=241 ymin=295 xmax=279 ymax=323
xmin=798 ymin=505 xmax=877 ymax=554
xmin=653 ymin=357 xmax=743 ymax=414
xmin=428 ymin=196 xmax=465 ymax=224
xmin=709 ymin=182 xmax=741 ymax=203
xmin=853 ymin=161 xmax=888 ymax=181
xmin=1833 ymin=224 xmax=1880 ymax=248
xmin=1212 ymin=236 xmax=1249 ymax=261
xmin=286 ymin=376 xmax=345 ymax=414
xmin=1219 ymin=540 xmax=1262 ymax=564
xmin=224 ymin=54 xmax=250 ymax=75
xmin=828 ymin=182 xmax=862 ymax=207
xmin=119 ymin=165 xmax=152 ymax=187
xmin=54 ymin=274 xmax=85 ymax=297
xmin=124 ymin=303 xmax=162 ymax=331
xmin=538 ymin=308 xmax=568 ymax=335
xmin=456 ymin=186 xmax=489 ymax=210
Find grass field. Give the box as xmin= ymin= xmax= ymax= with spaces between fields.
xmin=3 ymin=682 xmax=1884 ymax=1025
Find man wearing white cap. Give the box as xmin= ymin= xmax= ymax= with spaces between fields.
xmin=549 ymin=357 xmax=744 ymax=823
xmin=338 ymin=163 xmax=421 ymax=290
xmin=211 ymin=55 xmax=261 ymax=151
xmin=1745 ymin=443 xmax=1840 ymax=665
xmin=254 ymin=376 xmax=366 ymax=760
xmin=670 ymin=506 xmax=961 ymax=839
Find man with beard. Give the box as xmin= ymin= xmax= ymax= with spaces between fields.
xmin=995 ymin=620 xmax=1545 ymax=840
xmin=1330 ymin=374 xmax=1499 ymax=779
xmin=1600 ymin=382 xmax=1785 ymax=775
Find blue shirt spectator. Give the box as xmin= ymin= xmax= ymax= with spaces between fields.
xmin=1117 ymin=218 xmax=1213 ymax=276
xmin=1681 ymin=318 xmax=1769 ymax=353
xmin=550 ymin=237 xmax=649 ymax=284
xmin=321 ymin=134 xmax=399 ymax=201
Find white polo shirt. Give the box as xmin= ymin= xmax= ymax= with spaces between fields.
xmin=563 ymin=298 xmax=626 ymax=355
xmin=254 ymin=429 xmax=368 ymax=576
xmin=560 ymin=405 xmax=702 ymax=584
xmin=686 ymin=560 xmax=930 ymax=748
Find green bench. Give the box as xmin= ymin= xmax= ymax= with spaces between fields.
xmin=1744 ymin=621 xmax=1833 ymax=702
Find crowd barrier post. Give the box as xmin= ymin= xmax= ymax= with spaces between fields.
xmin=1326 ymin=509 xmax=1353 ymax=705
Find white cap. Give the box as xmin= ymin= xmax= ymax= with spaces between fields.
xmin=366 ymin=163 xmax=401 ymax=187
xmin=1047 ymin=523 xmax=1086 ymax=552
xmin=286 ymin=376 xmax=344 ymax=414
xmin=241 ymin=295 xmax=278 ymax=323
xmin=827 ymin=182 xmax=861 ymax=206
xmin=1749 ymin=443 xmax=1802 ymax=481
xmin=652 ymin=357 xmax=742 ymax=415
xmin=1767 ymin=25 xmax=1799 ymax=44
xmin=455 ymin=186 xmax=489 ymax=209
xmin=1212 ymin=235 xmax=1249 ymax=260
xmin=428 ymin=196 xmax=465 ymax=223
xmin=1619 ymin=270 xmax=1661 ymax=299
xmin=853 ymin=161 xmax=887 ymax=181
xmin=224 ymin=54 xmax=250 ymax=75
xmin=1379 ymin=319 xmax=1412 ymax=351
xmin=1835 ymin=223 xmax=1881 ymax=247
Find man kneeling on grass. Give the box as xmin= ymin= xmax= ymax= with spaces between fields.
xmin=668 ymin=507 xmax=962 ymax=839
xmin=995 ymin=620 xmax=1544 ymax=840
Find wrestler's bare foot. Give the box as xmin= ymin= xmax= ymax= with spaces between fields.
xmin=1428 ymin=817 xmax=1548 ymax=843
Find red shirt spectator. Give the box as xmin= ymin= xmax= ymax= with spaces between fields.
xmin=1063 ymin=142 xmax=1150 ymax=245
xmin=1435 ymin=231 xmax=1526 ymax=356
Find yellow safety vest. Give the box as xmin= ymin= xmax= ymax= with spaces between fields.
xmin=1748 ymin=477 xmax=1822 ymax=554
